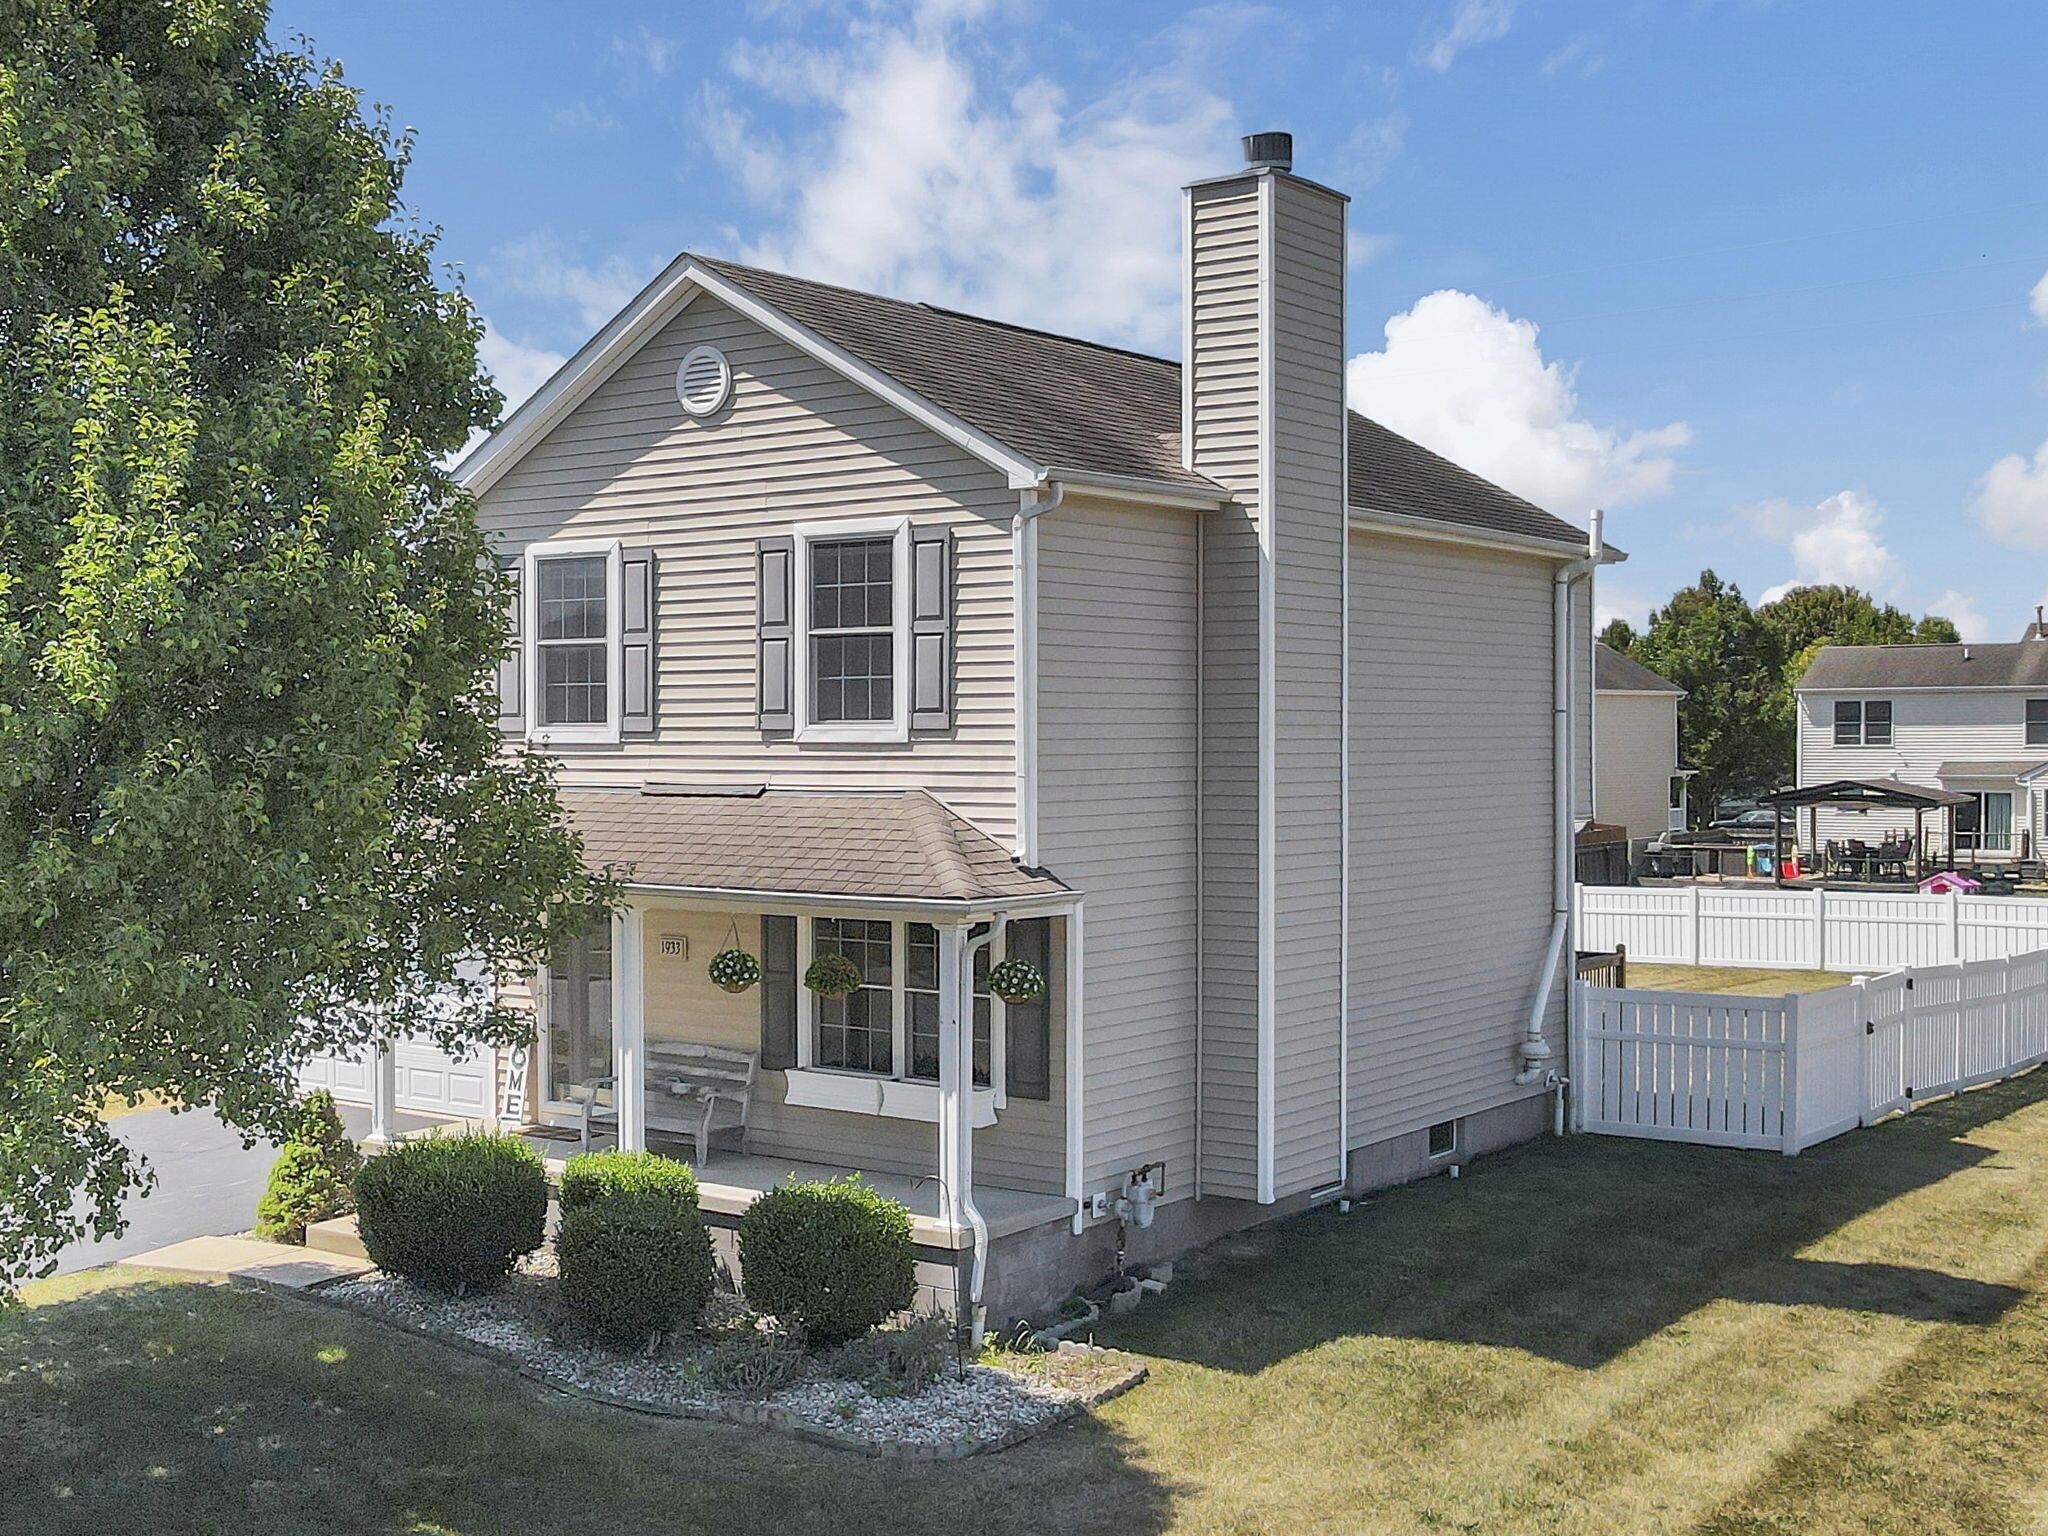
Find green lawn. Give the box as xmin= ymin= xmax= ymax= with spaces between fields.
xmin=13 ymin=1073 xmax=2048 ymax=1535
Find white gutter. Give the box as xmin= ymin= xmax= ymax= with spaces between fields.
xmin=1519 ymin=507 xmax=1617 ymax=1087
xmin=1013 ymin=481 xmax=1066 ymax=866
xmin=956 ymin=916 xmax=1006 ymax=1337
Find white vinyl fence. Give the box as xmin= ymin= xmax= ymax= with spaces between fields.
xmin=1574 ymin=948 xmax=2048 ymax=1154
xmin=1577 ymin=884 xmax=2048 ymax=973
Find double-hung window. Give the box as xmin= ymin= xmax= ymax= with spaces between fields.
xmin=1833 ymin=698 xmax=1892 ymax=747
xmin=526 ymin=539 xmax=622 ymax=743
xmin=791 ymin=517 xmax=911 ymax=742
xmin=2027 ymin=698 xmax=2048 ymax=748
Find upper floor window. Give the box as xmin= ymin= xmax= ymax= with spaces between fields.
xmin=2028 ymin=698 xmax=2048 ymax=748
xmin=526 ymin=540 xmax=622 ymax=744
xmin=789 ymin=517 xmax=912 ymax=743
xmin=1833 ymin=698 xmax=1892 ymax=747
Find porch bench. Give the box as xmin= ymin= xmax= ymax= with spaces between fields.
xmin=578 ymin=1042 xmax=759 ymax=1165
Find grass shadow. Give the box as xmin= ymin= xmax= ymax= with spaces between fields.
xmin=1105 ymin=1067 xmax=2048 ymax=1375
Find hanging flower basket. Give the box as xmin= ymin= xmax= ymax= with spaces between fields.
xmin=988 ymin=957 xmax=1046 ymax=1005
xmin=803 ymin=952 xmax=864 ymax=999
xmin=707 ymin=947 xmax=762 ymax=995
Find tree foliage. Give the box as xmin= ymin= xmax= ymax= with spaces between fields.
xmin=0 ymin=0 xmax=605 ymax=1286
xmin=1608 ymin=576 xmax=1971 ymax=823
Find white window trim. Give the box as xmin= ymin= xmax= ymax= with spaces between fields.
xmin=790 ymin=515 xmax=912 ymax=744
xmin=787 ymin=914 xmax=1008 ymax=1124
xmin=525 ymin=537 xmax=623 ymax=746
xmin=1832 ymin=697 xmax=1893 ymax=748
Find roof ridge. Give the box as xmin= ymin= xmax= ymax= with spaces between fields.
xmin=902 ymin=790 xmax=980 ymax=902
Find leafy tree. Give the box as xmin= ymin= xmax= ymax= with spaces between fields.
xmin=0 ymin=1 xmax=605 ymax=1287
xmin=1758 ymin=585 xmax=1960 ymax=682
xmin=1623 ymin=572 xmax=1787 ymax=819
xmin=1598 ymin=617 xmax=1638 ymax=653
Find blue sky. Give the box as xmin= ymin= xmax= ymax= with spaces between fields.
xmin=276 ymin=0 xmax=2048 ymax=638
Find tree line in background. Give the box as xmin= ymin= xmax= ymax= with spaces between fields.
xmin=1600 ymin=576 xmax=1962 ymax=825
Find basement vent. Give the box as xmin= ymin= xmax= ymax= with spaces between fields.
xmin=1427 ymin=1119 xmax=1458 ymax=1159
xmin=676 ymin=344 xmax=732 ymax=418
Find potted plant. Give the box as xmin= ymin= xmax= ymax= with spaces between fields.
xmin=803 ymin=952 xmax=864 ymax=999
xmin=988 ymin=956 xmax=1046 ymax=1005
xmin=707 ymin=947 xmax=762 ymax=994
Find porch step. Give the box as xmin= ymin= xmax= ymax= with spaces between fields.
xmin=305 ymin=1213 xmax=369 ymax=1261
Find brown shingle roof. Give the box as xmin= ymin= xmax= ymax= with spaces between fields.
xmin=1800 ymin=642 xmax=2048 ymax=691
xmin=1595 ymin=641 xmax=1684 ymax=694
xmin=694 ymin=255 xmax=1595 ymax=549
xmin=559 ymin=787 xmax=1069 ymax=905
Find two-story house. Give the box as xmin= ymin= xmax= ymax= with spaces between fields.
xmin=1794 ymin=618 xmax=2048 ymax=864
xmin=340 ymin=133 xmax=1611 ymax=1324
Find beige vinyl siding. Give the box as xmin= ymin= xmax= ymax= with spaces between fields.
xmin=1267 ymin=175 xmax=1348 ymax=1198
xmin=477 ymin=292 xmax=1018 ymax=839
xmin=1036 ymin=495 xmax=1201 ymax=1201
xmin=1347 ymin=531 xmax=1562 ymax=1145
xmin=1796 ymin=688 xmax=2048 ymax=856
xmin=1187 ymin=176 xmax=1265 ymax=1198
xmin=1595 ymin=690 xmax=1680 ymax=841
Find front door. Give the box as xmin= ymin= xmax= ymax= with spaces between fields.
xmin=1955 ymin=791 xmax=2015 ymax=857
xmin=545 ymin=920 xmax=613 ymax=1109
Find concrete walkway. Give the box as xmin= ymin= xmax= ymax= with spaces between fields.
xmin=52 ymin=1103 xmax=448 ymax=1276
xmin=125 ymin=1234 xmax=373 ymax=1290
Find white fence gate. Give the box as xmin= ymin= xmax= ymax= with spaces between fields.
xmin=1576 ymin=884 xmax=2048 ymax=973
xmin=1574 ymin=948 xmax=2048 ymax=1154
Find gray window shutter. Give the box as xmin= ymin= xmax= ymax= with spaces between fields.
xmin=910 ymin=526 xmax=954 ymax=732
xmin=760 ymin=915 xmax=797 ymax=1070
xmin=495 ymin=555 xmax=524 ymax=732
xmin=621 ymin=546 xmax=656 ymax=735
xmin=1004 ymin=917 xmax=1052 ymax=1100
xmin=757 ymin=536 xmax=794 ymax=732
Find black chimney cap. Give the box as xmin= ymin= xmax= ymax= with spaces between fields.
xmin=1242 ymin=131 xmax=1293 ymax=172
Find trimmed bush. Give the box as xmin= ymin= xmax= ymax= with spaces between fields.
xmin=558 ymin=1150 xmax=699 ymax=1217
xmin=254 ymin=1090 xmax=361 ymax=1244
xmin=352 ymin=1133 xmax=547 ymax=1292
xmin=557 ymin=1195 xmax=716 ymax=1346
xmin=737 ymin=1175 xmax=917 ymax=1345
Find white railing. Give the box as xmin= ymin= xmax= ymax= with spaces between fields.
xmin=1577 ymin=883 xmax=2048 ymax=973
xmin=1574 ymin=948 xmax=2048 ymax=1154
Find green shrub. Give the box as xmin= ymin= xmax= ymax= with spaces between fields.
xmin=556 ymin=1195 xmax=716 ymax=1346
xmin=737 ymin=1175 xmax=917 ymax=1345
xmin=699 ymin=1325 xmax=808 ymax=1396
xmin=558 ymin=1150 xmax=699 ymax=1217
xmin=254 ymin=1090 xmax=361 ymax=1243
xmin=834 ymin=1313 xmax=957 ymax=1396
xmin=352 ymin=1133 xmax=547 ymax=1292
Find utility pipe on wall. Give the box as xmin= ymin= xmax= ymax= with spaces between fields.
xmin=1519 ymin=507 xmax=1616 ymax=1087
xmin=1012 ymin=481 xmax=1066 ymax=867
xmin=952 ymin=915 xmax=1006 ymax=1339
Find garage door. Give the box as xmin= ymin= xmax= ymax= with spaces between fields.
xmin=295 ymin=1038 xmax=495 ymax=1119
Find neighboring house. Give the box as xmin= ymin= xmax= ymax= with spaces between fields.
xmin=1794 ymin=622 xmax=2048 ymax=863
xmin=430 ymin=132 xmax=1610 ymax=1323
xmin=1593 ymin=642 xmax=1689 ymax=844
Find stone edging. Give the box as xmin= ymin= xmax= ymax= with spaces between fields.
xmin=257 ymin=1274 xmax=1145 ymax=1461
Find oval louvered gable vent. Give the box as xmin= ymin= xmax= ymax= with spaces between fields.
xmin=676 ymin=344 xmax=732 ymax=418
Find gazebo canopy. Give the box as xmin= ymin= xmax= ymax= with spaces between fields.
xmin=1758 ymin=777 xmax=1974 ymax=812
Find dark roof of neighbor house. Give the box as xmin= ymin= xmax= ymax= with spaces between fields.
xmin=694 ymin=255 xmax=1595 ymax=551
xmin=1934 ymin=759 xmax=2048 ymax=781
xmin=1798 ymin=642 xmax=2048 ymax=691
xmin=1594 ymin=641 xmax=1684 ymax=694
xmin=558 ymin=786 xmax=1069 ymax=905
xmin=1760 ymin=777 xmax=1974 ymax=810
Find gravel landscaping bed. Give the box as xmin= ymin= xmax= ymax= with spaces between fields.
xmin=317 ymin=1257 xmax=1144 ymax=1458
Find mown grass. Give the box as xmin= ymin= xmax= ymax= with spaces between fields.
xmin=10 ymin=1072 xmax=2048 ymax=1534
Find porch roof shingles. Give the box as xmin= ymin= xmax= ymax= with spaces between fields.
xmin=559 ymin=787 xmax=1069 ymax=905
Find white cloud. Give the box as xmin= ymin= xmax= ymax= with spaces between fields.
xmin=2030 ymin=268 xmax=2048 ymax=326
xmin=612 ymin=27 xmax=679 ymax=76
xmin=1422 ymin=0 xmax=1517 ymax=71
xmin=487 ymin=236 xmax=657 ymax=332
xmin=476 ymin=320 xmax=566 ymax=414
xmin=1346 ymin=231 xmax=1393 ymax=271
xmin=550 ymin=102 xmax=618 ymax=133
xmin=1748 ymin=490 xmax=1898 ymax=604
xmin=1345 ymin=289 xmax=1691 ymax=516
xmin=1594 ymin=580 xmax=1654 ymax=634
xmin=1542 ymin=37 xmax=1607 ymax=77
xmin=705 ymin=4 xmax=1255 ymax=354
xmin=1976 ymin=439 xmax=2048 ymax=549
xmin=1927 ymin=588 xmax=1989 ymax=643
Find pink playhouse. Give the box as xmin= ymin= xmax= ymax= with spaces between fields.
xmin=1919 ymin=872 xmax=1983 ymax=895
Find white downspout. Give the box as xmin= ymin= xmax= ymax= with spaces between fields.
xmin=1519 ymin=507 xmax=1613 ymax=1086
xmin=1012 ymin=482 xmax=1065 ymax=867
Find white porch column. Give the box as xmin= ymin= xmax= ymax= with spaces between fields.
xmin=934 ymin=921 xmax=968 ymax=1238
xmin=366 ymin=1036 xmax=397 ymax=1149
xmin=614 ymin=903 xmax=647 ymax=1153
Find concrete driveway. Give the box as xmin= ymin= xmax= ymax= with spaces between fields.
xmin=51 ymin=1103 xmax=447 ymax=1276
